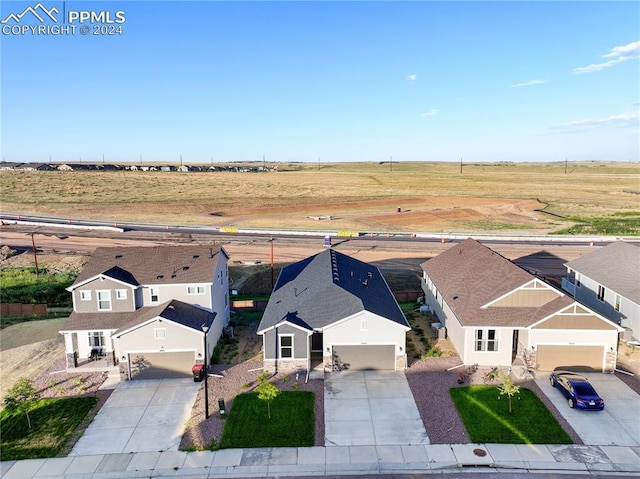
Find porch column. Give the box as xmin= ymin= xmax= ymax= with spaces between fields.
xmin=62 ymin=333 xmax=77 ymax=369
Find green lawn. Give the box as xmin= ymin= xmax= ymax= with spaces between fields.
xmin=0 ymin=396 xmax=97 ymax=460
xmin=450 ymin=386 xmax=572 ymax=444
xmin=220 ymin=391 xmax=314 ymax=448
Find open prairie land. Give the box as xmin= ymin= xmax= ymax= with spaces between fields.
xmin=2 ymin=162 xmax=639 ymax=234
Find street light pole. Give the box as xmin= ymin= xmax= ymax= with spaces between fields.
xmin=201 ymin=324 xmax=209 ymax=419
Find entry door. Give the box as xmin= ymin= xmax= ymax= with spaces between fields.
xmin=311 ymin=332 xmax=323 ymax=352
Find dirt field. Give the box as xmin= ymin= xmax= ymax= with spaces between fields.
xmin=2 ymin=162 xmax=638 ymax=234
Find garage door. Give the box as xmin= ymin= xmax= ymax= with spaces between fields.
xmin=537 ymin=345 xmax=604 ymax=372
xmin=332 ymin=345 xmax=395 ymax=371
xmin=129 ymin=351 xmax=195 ymax=379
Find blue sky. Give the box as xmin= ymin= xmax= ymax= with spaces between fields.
xmin=1 ymin=1 xmax=638 ymax=163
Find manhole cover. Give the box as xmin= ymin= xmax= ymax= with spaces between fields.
xmin=473 ymin=448 xmax=487 ymax=457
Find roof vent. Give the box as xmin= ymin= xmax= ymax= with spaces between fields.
xmin=193 ymin=255 xmax=200 ymax=259
xmin=362 ymin=279 xmax=368 ymax=287
xmin=182 ymin=266 xmax=190 ymax=271
xmin=156 ymin=275 xmax=164 ymax=279
xmin=453 ymin=295 xmax=459 ymax=300
xmin=367 ymin=272 xmax=373 ymax=279
xmin=115 ymin=254 xmax=123 ymax=259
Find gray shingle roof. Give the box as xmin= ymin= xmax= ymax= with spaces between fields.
xmin=62 ymin=299 xmax=215 ymax=334
xmin=565 ymin=242 xmax=640 ymax=304
xmin=421 ymin=238 xmax=572 ymax=327
xmin=257 ymin=249 xmax=409 ymax=333
xmin=70 ymin=245 xmax=227 ymax=288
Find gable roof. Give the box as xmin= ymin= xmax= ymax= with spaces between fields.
xmin=69 ymin=245 xmax=228 ymax=289
xmin=62 ymin=299 xmax=215 ymax=334
xmin=421 ymin=238 xmax=572 ymax=327
xmin=565 ymin=242 xmax=640 ymax=304
xmin=258 ymin=249 xmax=408 ymax=333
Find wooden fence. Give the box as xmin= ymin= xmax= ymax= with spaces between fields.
xmin=1 ymin=303 xmax=47 ymax=316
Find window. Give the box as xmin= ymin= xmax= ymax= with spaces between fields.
xmin=615 ymin=294 xmax=621 ymax=312
xmin=576 ymin=273 xmax=581 ymax=288
xmin=116 ymin=289 xmax=127 ymax=300
xmin=88 ymin=331 xmax=105 ymax=347
xmin=361 ymin=319 xmax=368 ymax=331
xmin=97 ymin=290 xmax=111 ymax=311
xmin=154 ymin=328 xmax=166 ymax=340
xmin=80 ymin=290 xmax=91 ymax=301
xmin=475 ymin=329 xmax=498 ymax=352
xmin=224 ymin=292 xmax=228 ymax=307
xmin=187 ymin=285 xmax=205 ymax=295
xmin=597 ymin=285 xmax=605 ymax=302
xmin=279 ymin=335 xmax=293 ymax=358
xmin=150 ymin=287 xmax=159 ymax=303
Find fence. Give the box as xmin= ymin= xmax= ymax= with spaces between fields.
xmin=1 ymin=303 xmax=47 ymax=316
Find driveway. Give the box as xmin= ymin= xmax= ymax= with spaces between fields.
xmin=535 ymin=372 xmax=640 ymax=446
xmin=70 ymin=378 xmax=200 ymax=455
xmin=324 ymin=370 xmax=429 ymax=446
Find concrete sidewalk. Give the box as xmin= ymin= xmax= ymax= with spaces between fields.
xmin=2 ymin=443 xmax=640 ymax=478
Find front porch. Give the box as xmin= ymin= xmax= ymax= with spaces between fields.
xmin=61 ymin=330 xmax=116 ymax=370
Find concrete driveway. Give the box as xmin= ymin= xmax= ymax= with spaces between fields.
xmin=535 ymin=372 xmax=640 ymax=446
xmin=70 ymin=378 xmax=200 ymax=456
xmin=324 ymin=370 xmax=429 ymax=446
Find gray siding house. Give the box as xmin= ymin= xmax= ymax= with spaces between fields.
xmin=257 ymin=249 xmax=410 ymax=373
xmin=60 ymin=245 xmax=230 ymax=380
xmin=563 ymin=241 xmax=640 ymax=341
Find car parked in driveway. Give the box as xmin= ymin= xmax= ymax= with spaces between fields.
xmin=549 ymin=370 xmax=605 ymax=410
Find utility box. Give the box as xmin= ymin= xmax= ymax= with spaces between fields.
xmin=218 ymin=398 xmax=226 ymax=415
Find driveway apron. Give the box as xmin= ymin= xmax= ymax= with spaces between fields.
xmin=324 ymin=370 xmax=429 ymax=446
xmin=70 ymin=378 xmax=200 ymax=455
xmin=535 ymin=372 xmax=640 ymax=446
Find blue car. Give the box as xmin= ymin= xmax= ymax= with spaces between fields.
xmin=549 ymin=370 xmax=605 ymax=410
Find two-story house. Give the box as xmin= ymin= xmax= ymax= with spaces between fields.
xmin=59 ymin=245 xmax=230 ymax=380
xmin=563 ymin=241 xmax=640 ymax=341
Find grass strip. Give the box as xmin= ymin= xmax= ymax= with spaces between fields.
xmin=450 ymin=386 xmax=572 ymax=444
xmin=220 ymin=391 xmax=314 ymax=448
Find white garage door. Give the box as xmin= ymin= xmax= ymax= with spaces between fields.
xmin=537 ymin=345 xmax=604 ymax=372
xmin=332 ymin=345 xmax=395 ymax=371
xmin=129 ymin=351 xmax=195 ymax=379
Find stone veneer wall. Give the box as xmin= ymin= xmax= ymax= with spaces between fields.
xmin=262 ymin=358 xmax=307 ymax=373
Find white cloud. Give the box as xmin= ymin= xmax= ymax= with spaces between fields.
xmin=549 ymin=111 xmax=638 ymax=132
xmin=420 ymin=109 xmax=440 ymax=117
xmin=509 ymin=79 xmax=549 ymax=88
xmin=406 ymin=74 xmax=417 ymax=81
xmin=573 ymin=40 xmax=640 ymax=74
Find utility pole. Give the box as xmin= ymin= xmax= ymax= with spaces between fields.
xmin=270 ymin=238 xmax=275 ymax=290
xmin=460 ymin=157 xmax=463 ymax=174
xmin=30 ymin=233 xmax=39 ymax=278
xmin=390 ymin=155 xmax=393 ymax=172
xmin=565 ymin=157 xmax=568 ymax=175
xmin=318 ymin=157 xmax=320 ymax=170
xmin=180 ymin=154 xmax=183 ymax=166
xmin=263 ymin=155 xmax=266 ymax=171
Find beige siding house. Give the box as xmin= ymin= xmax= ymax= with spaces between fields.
xmin=60 ymin=245 xmax=230 ymax=380
xmin=258 ymin=249 xmax=410 ymax=373
xmin=421 ymin=239 xmax=622 ymax=373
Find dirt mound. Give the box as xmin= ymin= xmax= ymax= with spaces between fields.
xmin=0 ymin=245 xmax=19 ymax=262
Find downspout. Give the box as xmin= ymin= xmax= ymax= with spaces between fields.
xmin=274 ymin=326 xmax=278 ymax=374
xmin=306 ymin=332 xmax=311 ymax=383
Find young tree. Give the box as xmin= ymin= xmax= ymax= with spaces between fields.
xmin=4 ymin=377 xmax=41 ymax=429
xmin=255 ymin=372 xmax=280 ymax=419
xmin=498 ymin=371 xmax=520 ymax=414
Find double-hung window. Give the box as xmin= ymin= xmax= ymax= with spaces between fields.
xmin=474 ymin=329 xmax=498 ymax=352
xmin=80 ymin=290 xmax=91 ymax=301
xmin=116 ymin=289 xmax=127 ymax=300
xmin=615 ymin=294 xmax=621 ymax=312
xmin=150 ymin=287 xmax=159 ymax=303
xmin=187 ymin=285 xmax=205 ymax=295
xmin=97 ymin=290 xmax=111 ymax=311
xmin=279 ymin=335 xmax=293 ymax=358
xmin=88 ymin=331 xmax=105 ymax=347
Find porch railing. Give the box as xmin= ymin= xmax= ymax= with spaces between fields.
xmin=561 ymin=277 xmax=576 ymax=296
